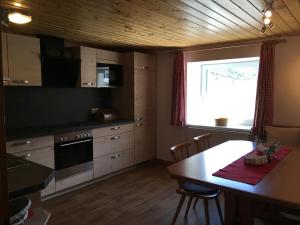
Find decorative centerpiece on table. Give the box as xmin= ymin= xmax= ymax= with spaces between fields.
xmin=244 ymin=142 xmax=280 ymax=165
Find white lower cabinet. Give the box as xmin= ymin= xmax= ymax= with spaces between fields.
xmin=12 ymin=146 xmax=56 ymax=196
xmin=56 ymin=170 xmax=94 ymax=192
xmin=93 ymin=154 xmax=112 ymax=178
xmin=94 ymin=149 xmax=134 ymax=179
xmin=41 ymin=178 xmax=55 ymax=197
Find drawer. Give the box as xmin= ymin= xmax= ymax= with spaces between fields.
xmin=56 ymin=170 xmax=94 ymax=192
xmin=93 ymin=123 xmax=134 ymax=138
xmin=41 ymin=177 xmax=55 ymax=197
xmin=93 ymin=149 xmax=134 ymax=178
xmin=93 ymin=154 xmax=112 ymax=178
xmin=93 ymin=132 xmax=133 ymax=158
xmin=111 ymin=149 xmax=134 ymax=172
xmin=12 ymin=147 xmax=54 ymax=169
xmin=6 ymin=136 xmax=54 ymax=154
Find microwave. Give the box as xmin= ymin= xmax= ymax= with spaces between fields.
xmin=96 ymin=63 xmax=123 ymax=88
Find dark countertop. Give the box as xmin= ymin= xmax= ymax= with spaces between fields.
xmin=6 ymin=119 xmax=135 ymax=141
xmin=7 ymin=154 xmax=54 ymax=199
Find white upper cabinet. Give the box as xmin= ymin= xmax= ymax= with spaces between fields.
xmin=79 ymin=46 xmax=97 ymax=88
xmin=96 ymin=49 xmax=123 ymax=65
xmin=2 ymin=32 xmax=42 ymax=86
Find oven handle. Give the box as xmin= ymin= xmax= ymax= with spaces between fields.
xmin=58 ymin=139 xmax=92 ymax=147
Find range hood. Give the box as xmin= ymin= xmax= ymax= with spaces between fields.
xmin=40 ymin=35 xmax=80 ymax=88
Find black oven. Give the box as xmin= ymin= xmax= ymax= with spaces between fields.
xmin=54 ymin=130 xmax=93 ymax=181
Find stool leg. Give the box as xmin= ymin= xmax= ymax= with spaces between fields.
xmin=184 ymin=197 xmax=193 ymax=218
xmin=171 ymin=194 xmax=186 ymax=225
xmin=204 ymin=199 xmax=210 ymax=225
xmin=215 ymin=198 xmax=224 ymax=225
xmin=193 ymin=198 xmax=199 ymax=209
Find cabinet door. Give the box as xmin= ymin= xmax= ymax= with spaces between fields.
xmin=134 ymin=63 xmax=156 ymax=163
xmin=80 ymin=46 xmax=96 ymax=87
xmin=1 ymin=32 xmax=9 ymax=85
xmin=134 ymin=70 xmax=156 ymax=120
xmin=7 ymin=33 xmax=41 ymax=86
xmin=134 ymin=52 xmax=155 ymax=71
xmin=93 ymin=155 xmax=112 ymax=178
xmin=96 ymin=49 xmax=123 ymax=64
xmin=134 ymin=120 xmax=156 ymax=164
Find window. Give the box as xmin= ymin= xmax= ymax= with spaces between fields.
xmin=187 ymin=57 xmax=260 ymax=130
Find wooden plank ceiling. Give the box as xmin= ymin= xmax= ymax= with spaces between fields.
xmin=1 ymin=0 xmax=300 ymax=49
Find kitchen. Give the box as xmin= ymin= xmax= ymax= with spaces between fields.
xmin=2 ymin=1 xmax=300 ymax=225
xmin=2 ymin=29 xmax=156 ymax=223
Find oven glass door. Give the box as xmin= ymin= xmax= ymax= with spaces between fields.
xmin=55 ymin=138 xmax=93 ymax=170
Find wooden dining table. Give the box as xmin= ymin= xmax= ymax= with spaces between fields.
xmin=167 ymin=140 xmax=300 ymax=225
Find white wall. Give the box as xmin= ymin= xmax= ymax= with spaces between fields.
xmin=156 ymin=35 xmax=300 ymax=161
xmin=273 ymin=36 xmax=300 ymax=126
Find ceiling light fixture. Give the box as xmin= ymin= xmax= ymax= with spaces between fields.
xmin=263 ymin=17 xmax=271 ymax=25
xmin=260 ymin=25 xmax=267 ymax=34
xmin=260 ymin=1 xmax=273 ymax=34
xmin=8 ymin=11 xmax=32 ymax=24
xmin=264 ymin=10 xmax=272 ymax=18
xmin=13 ymin=2 xmax=22 ymax=7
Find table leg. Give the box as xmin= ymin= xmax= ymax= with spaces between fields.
xmin=224 ymin=192 xmax=237 ymax=225
xmin=239 ymin=197 xmax=254 ymax=225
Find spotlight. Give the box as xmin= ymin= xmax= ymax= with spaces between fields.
xmin=264 ymin=10 xmax=272 ymax=18
xmin=263 ymin=17 xmax=271 ymax=25
xmin=8 ymin=11 xmax=32 ymax=24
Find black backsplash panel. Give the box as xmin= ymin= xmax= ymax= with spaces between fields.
xmin=5 ymin=87 xmax=112 ymax=129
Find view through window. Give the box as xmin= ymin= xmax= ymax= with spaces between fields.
xmin=187 ymin=57 xmax=260 ymax=129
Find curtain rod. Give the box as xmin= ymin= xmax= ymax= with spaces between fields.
xmin=169 ymin=38 xmax=286 ymax=54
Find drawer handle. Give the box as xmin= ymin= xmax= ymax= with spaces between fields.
xmin=12 ymin=140 xmax=31 ymax=146
xmin=136 ymin=117 xmax=144 ymax=121
xmin=139 ymin=65 xmax=149 ymax=70
xmin=110 ymin=136 xmax=120 ymax=141
xmin=111 ymin=154 xmax=121 ymax=159
xmin=20 ymin=153 xmax=31 ymax=159
xmin=11 ymin=80 xmax=29 ymax=84
xmin=82 ymin=82 xmax=94 ymax=86
xmin=136 ymin=123 xmax=143 ymax=127
xmin=110 ymin=126 xmax=120 ymax=131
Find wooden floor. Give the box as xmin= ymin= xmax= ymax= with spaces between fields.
xmin=43 ymin=162 xmax=226 ymax=225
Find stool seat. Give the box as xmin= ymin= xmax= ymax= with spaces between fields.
xmin=9 ymin=197 xmax=31 ymax=225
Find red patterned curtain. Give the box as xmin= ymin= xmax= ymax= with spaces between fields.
xmin=252 ymin=41 xmax=276 ymax=138
xmin=171 ymin=52 xmax=186 ymax=127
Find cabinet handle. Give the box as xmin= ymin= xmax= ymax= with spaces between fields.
xmin=20 ymin=153 xmax=31 ymax=159
xmin=136 ymin=123 xmax=143 ymax=127
xmin=138 ymin=65 xmax=149 ymax=70
xmin=136 ymin=117 xmax=144 ymax=121
xmin=111 ymin=154 xmax=121 ymax=159
xmin=11 ymin=80 xmax=29 ymax=84
xmin=12 ymin=140 xmax=31 ymax=146
xmin=110 ymin=126 xmax=120 ymax=131
xmin=110 ymin=136 xmax=120 ymax=141
xmin=82 ymin=82 xmax=94 ymax=86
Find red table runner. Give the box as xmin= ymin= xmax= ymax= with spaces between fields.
xmin=212 ymin=147 xmax=290 ymax=185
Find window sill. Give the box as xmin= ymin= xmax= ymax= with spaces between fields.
xmin=187 ymin=124 xmax=251 ymax=133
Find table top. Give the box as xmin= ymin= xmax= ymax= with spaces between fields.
xmin=7 ymin=154 xmax=54 ymax=199
xmin=167 ymin=140 xmax=300 ymax=209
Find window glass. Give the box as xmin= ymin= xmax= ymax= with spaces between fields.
xmin=187 ymin=57 xmax=260 ymax=129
